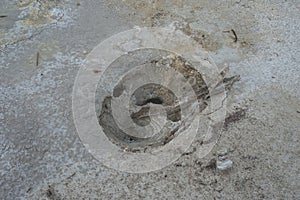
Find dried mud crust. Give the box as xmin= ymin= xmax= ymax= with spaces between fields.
xmin=98 ymin=53 xmax=209 ymax=152
xmin=97 ymin=51 xmax=240 ymax=152
xmin=105 ymin=0 xmax=270 ymax=54
xmin=1 ymin=0 xmax=299 ymax=199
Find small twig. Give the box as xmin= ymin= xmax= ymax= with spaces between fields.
xmin=223 ymin=29 xmax=238 ymax=42
xmin=36 ymin=52 xmax=39 ymax=66
xmin=66 ymin=172 xmax=76 ymax=180
xmin=231 ymin=29 xmax=238 ymax=42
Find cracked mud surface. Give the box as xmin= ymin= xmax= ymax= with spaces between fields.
xmin=1 ymin=0 xmax=300 ymax=199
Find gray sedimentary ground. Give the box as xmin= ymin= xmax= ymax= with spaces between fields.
xmin=1 ymin=0 xmax=299 ymax=199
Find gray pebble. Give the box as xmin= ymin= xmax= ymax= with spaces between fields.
xmin=217 ymin=159 xmax=233 ymax=170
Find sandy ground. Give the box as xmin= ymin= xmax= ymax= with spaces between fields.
xmin=0 ymin=0 xmax=299 ymax=199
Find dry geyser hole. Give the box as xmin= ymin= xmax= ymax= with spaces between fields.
xmin=96 ymin=49 xmax=209 ymax=152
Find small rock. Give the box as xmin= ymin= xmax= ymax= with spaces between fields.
xmin=218 ymin=155 xmax=227 ymax=161
xmin=217 ymin=159 xmax=233 ymax=170
xmin=217 ymin=148 xmax=228 ymax=156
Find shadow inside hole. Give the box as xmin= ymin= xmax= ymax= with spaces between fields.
xmin=130 ymin=83 xmax=181 ymax=127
